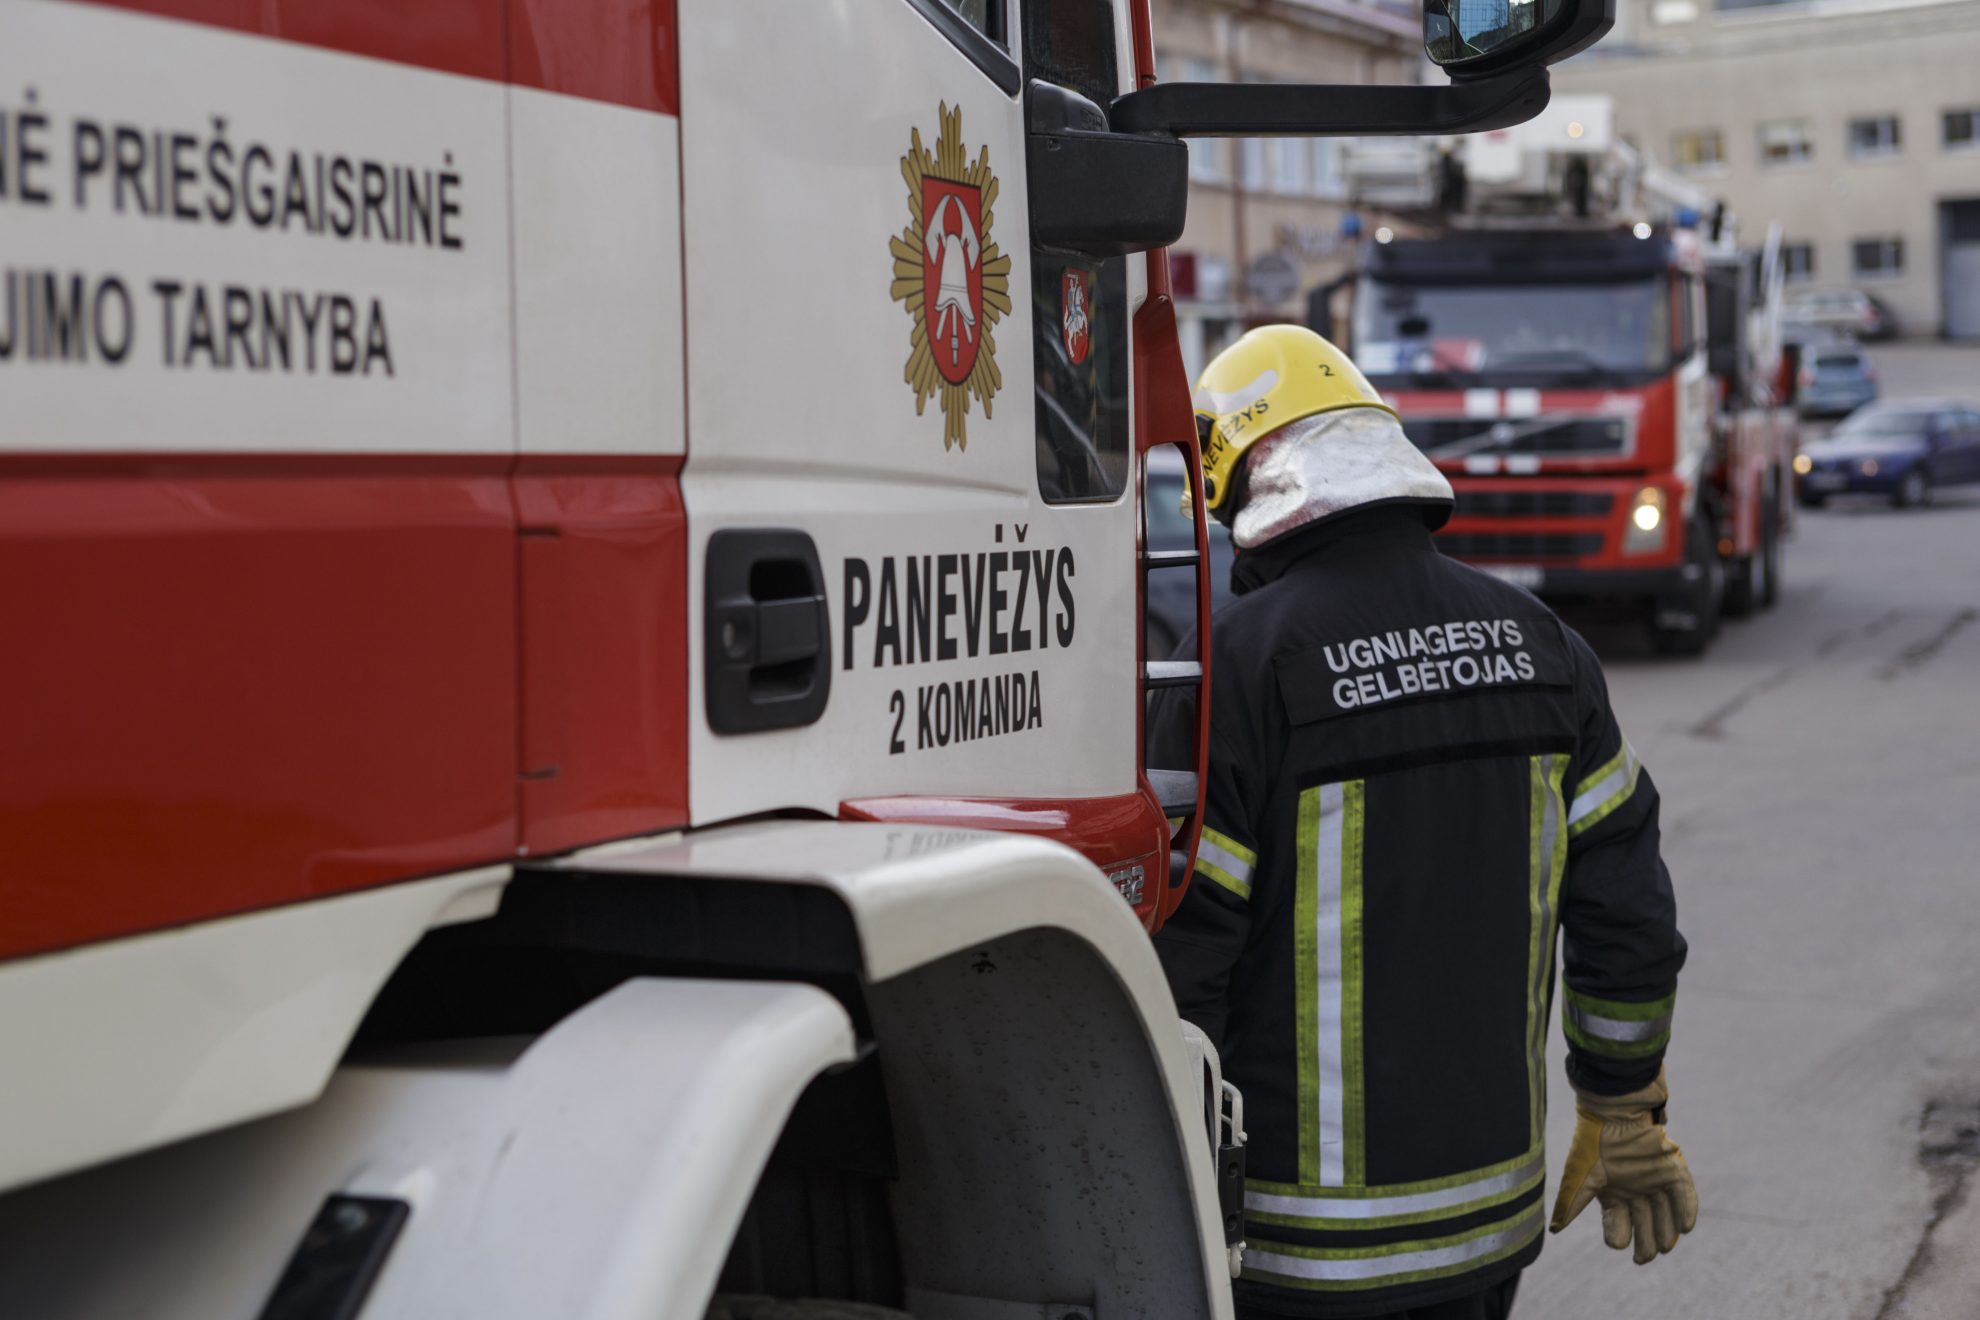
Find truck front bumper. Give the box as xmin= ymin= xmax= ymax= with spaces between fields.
xmin=1517 ymin=563 xmax=1692 ymax=604
xmin=1441 ymin=474 xmax=1690 ymax=608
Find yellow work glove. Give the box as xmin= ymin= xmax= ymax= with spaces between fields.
xmin=1549 ymin=1069 xmax=1698 ymax=1264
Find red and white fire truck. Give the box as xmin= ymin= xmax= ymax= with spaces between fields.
xmin=0 ymin=1 xmax=1601 ymax=1315
xmin=1346 ymin=96 xmax=1800 ymax=655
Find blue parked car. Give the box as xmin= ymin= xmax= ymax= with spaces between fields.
xmin=1795 ymin=401 xmax=1980 ymax=508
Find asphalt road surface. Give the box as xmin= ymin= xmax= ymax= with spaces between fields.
xmin=1520 ymin=343 xmax=1980 ymax=1319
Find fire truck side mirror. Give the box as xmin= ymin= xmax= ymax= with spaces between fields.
xmin=1108 ymin=0 xmax=1610 ymax=169
xmin=1110 ymin=66 xmax=1553 ymax=143
xmin=1026 ymin=82 xmax=1188 ymax=257
xmin=1426 ymin=0 xmax=1616 ymax=78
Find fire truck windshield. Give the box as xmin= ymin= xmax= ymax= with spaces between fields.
xmin=1354 ymin=276 xmax=1673 ymax=388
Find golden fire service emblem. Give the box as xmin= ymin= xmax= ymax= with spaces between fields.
xmin=889 ymin=104 xmax=1011 ymax=450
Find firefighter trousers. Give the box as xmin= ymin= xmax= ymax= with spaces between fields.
xmin=1235 ymin=1272 xmax=1520 ymax=1320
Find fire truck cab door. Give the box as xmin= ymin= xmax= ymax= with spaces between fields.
xmin=679 ymin=1 xmax=1143 ymax=826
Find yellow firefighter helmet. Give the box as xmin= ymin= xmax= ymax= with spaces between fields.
xmin=1193 ymin=325 xmax=1399 ymax=513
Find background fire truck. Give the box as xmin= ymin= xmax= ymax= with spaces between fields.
xmin=0 ymin=0 xmax=1600 ymax=1316
xmin=1341 ymin=97 xmax=1801 ymax=656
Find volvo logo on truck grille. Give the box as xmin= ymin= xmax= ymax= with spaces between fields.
xmin=1404 ymin=414 xmax=1634 ymax=458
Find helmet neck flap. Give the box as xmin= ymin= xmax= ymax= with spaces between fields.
xmin=1227 ymin=408 xmax=1455 ymax=551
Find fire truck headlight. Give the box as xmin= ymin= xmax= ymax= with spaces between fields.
xmin=1624 ymin=487 xmax=1667 ymax=555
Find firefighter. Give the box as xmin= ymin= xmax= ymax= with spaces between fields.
xmin=1151 ymin=326 xmax=1696 ymax=1320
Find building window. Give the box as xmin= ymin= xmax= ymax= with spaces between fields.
xmin=1311 ymin=138 xmax=1346 ymax=199
xmin=1672 ymin=129 xmax=1725 ymax=171
xmin=1273 ymin=136 xmax=1309 ymax=194
xmin=1187 ymin=138 xmax=1228 ymax=184
xmin=1847 ymin=115 xmax=1901 ymax=159
xmin=1240 ymin=137 xmax=1268 ymax=191
xmin=1160 ymin=56 xmax=1228 ymax=183
xmin=1781 ymin=242 xmax=1815 ymax=282
xmin=1946 ymin=107 xmax=1980 ymax=150
xmin=1758 ymin=119 xmax=1813 ymax=166
xmin=1453 ymin=0 xmax=1517 ymax=45
xmin=1851 ymin=237 xmax=1904 ymax=280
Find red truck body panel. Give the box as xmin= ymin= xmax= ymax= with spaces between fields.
xmin=0 ymin=457 xmax=521 ymax=957
xmin=0 ymin=0 xmax=690 ymax=959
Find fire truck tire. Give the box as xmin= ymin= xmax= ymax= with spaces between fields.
xmin=1723 ymin=559 xmax=1755 ymax=619
xmin=1648 ymin=519 xmax=1724 ymax=657
xmin=708 ymin=1298 xmax=914 ymax=1320
xmin=1757 ymin=493 xmax=1782 ymax=609
xmin=1724 ymin=494 xmax=1781 ymax=617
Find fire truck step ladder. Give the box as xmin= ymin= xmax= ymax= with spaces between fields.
xmin=1141 ymin=540 xmax=1204 ymax=885
xmin=1144 ymin=660 xmax=1203 ymax=689
xmin=1142 ymin=548 xmax=1201 ymax=573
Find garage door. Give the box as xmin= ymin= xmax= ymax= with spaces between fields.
xmin=1945 ymin=199 xmax=1980 ymax=340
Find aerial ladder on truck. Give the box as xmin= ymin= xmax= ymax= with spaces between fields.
xmin=1341 ymin=94 xmax=1799 ymax=655
xmin=0 ymin=2 xmax=1612 ymax=1317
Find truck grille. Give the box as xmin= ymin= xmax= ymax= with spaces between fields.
xmin=1452 ymin=491 xmax=1615 ymax=518
xmin=1437 ymin=532 xmax=1603 ymax=561
xmin=1404 ymin=416 xmax=1632 ymax=458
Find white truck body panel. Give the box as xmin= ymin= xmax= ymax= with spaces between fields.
xmin=548 ymin=818 xmax=1154 ymax=983
xmin=0 ymin=978 xmax=856 ymax=1320
xmin=0 ymin=864 xmax=507 ymax=1195
xmin=4 ymin=0 xmax=689 ymax=460
xmin=678 ymin=0 xmax=1144 ymax=821
xmin=512 ymin=88 xmax=687 ymax=458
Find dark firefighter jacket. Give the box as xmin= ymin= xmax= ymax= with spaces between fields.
xmin=1150 ymin=507 xmax=1686 ymax=1319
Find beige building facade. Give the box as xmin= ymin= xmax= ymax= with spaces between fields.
xmin=1552 ymin=0 xmax=1980 ymax=338
xmin=1151 ymin=0 xmax=1425 ymax=378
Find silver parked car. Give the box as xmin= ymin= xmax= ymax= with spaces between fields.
xmin=1783 ymin=286 xmax=1898 ymax=341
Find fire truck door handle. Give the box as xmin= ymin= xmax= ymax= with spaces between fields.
xmin=704 ymin=529 xmax=832 ymax=735
xmin=752 ymin=598 xmax=824 ymax=667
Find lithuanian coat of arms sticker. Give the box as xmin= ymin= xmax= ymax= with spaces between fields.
xmin=888 ymin=104 xmax=1012 ymax=451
